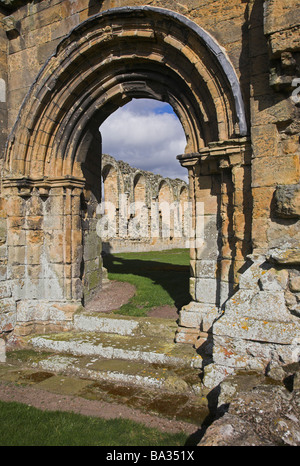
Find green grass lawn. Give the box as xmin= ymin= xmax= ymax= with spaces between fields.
xmin=102 ymin=248 xmax=191 ymax=317
xmin=0 ymin=400 xmax=188 ymax=446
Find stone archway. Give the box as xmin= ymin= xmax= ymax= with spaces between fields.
xmin=2 ymin=6 xmax=248 ymax=335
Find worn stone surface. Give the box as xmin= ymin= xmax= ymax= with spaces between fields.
xmin=0 ymin=0 xmax=298 ymax=389
xmin=199 ymin=367 xmax=300 ymax=446
xmin=274 ymin=183 xmax=300 ymax=218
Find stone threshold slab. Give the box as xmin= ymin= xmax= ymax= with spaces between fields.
xmin=27 ymin=331 xmax=203 ymax=368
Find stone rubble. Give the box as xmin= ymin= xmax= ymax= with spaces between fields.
xmin=199 ymin=365 xmax=300 ymax=446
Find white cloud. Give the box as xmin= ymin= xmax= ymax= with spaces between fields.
xmin=100 ymin=99 xmax=188 ymax=181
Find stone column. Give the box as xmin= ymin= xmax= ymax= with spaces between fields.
xmin=175 ymin=140 xmax=251 ymax=353
xmin=81 ymin=187 xmax=103 ymax=303
xmin=2 ymin=177 xmax=85 ymax=335
xmin=175 ymin=152 xmax=221 ymax=347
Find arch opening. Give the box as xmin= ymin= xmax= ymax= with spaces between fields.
xmin=100 ymin=98 xmax=187 ymax=181
xmin=99 ymin=98 xmax=190 ymax=259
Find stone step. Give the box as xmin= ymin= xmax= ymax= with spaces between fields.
xmin=27 ymin=331 xmax=203 ymax=369
xmin=3 ymin=349 xmax=209 ymax=426
xmin=22 ymin=352 xmax=202 ymax=394
xmin=73 ymin=312 xmax=178 ymax=339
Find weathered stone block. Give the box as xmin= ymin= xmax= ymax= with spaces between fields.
xmin=290 ymin=276 xmax=300 ymax=292
xmin=0 ymin=282 xmax=11 ymax=299
xmin=175 ymin=327 xmax=200 ymax=346
xmin=0 ymin=299 xmax=16 ymax=332
xmin=252 ymin=218 xmax=269 ymax=249
xmin=214 ymin=310 xmax=300 ymax=345
xmin=26 ymin=216 xmax=43 ymax=230
xmin=0 ymin=265 xmax=7 ymax=281
xmin=238 ymin=260 xmax=262 ymax=290
xmin=8 ymin=245 xmax=25 ymax=265
xmin=0 ymin=198 xmax=6 ymax=218
xmin=252 ymin=155 xmax=300 ymax=188
xmin=274 ymin=183 xmax=300 ymax=219
xmin=251 ymin=95 xmax=295 ymax=127
xmin=195 ymin=278 xmax=216 ymax=304
xmin=251 ymin=124 xmax=278 ymax=158
xmin=0 ymin=218 xmax=6 ymax=244
xmin=194 ymin=259 xmax=218 ymax=279
xmin=26 ymin=242 xmax=43 ymax=265
xmin=252 ymin=187 xmax=275 ymax=218
xmin=202 ymin=362 xmax=236 ymax=389
xmin=268 ymin=248 xmax=300 ymax=265
xmin=6 ymin=228 xmax=26 ymax=246
xmin=179 ymin=309 xmax=201 ymax=328
xmin=16 ymin=300 xmax=81 ymax=324
xmin=196 ymin=215 xmax=219 ymax=260
xmin=250 ymin=291 xmax=291 ymax=322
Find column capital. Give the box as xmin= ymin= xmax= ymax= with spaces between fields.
xmin=177 ymin=153 xmax=201 ymax=168
xmin=2 ymin=176 xmax=86 ymax=197
xmin=177 ymin=138 xmax=251 ymax=172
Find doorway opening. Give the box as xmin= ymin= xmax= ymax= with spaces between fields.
xmin=91 ymin=98 xmax=192 ymax=319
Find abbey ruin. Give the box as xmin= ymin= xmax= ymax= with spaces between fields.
xmin=101 ymin=154 xmax=189 ymax=254
xmin=0 ymin=0 xmax=299 ymax=389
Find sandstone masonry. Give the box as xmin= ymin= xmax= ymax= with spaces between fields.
xmin=0 ymin=0 xmax=299 ymax=388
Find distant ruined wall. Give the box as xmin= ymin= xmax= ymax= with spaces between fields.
xmin=0 ymin=0 xmax=298 ymax=388
xmin=101 ymin=154 xmax=189 ymax=253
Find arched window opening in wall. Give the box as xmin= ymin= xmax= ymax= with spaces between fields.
xmin=101 ymin=164 xmax=119 ymax=216
xmin=134 ymin=174 xmax=146 ymax=207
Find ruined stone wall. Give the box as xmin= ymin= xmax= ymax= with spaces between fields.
xmin=0 ymin=0 xmax=251 ymax=136
xmin=101 ymin=154 xmax=189 ymax=253
xmin=0 ymin=7 xmax=7 ymax=162
xmin=201 ymin=0 xmax=300 ymax=387
xmin=0 ymin=0 xmax=299 ymax=387
xmin=0 ymin=6 xmax=9 ymax=334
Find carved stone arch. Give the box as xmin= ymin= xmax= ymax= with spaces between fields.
xmin=158 ymin=180 xmax=173 ymax=204
xmin=101 ymin=164 xmax=119 ymax=211
xmin=4 ymin=6 xmax=247 ymax=182
xmin=133 ymin=171 xmax=147 ymax=206
xmin=1 ymin=6 xmax=248 ymax=335
xmin=179 ymin=184 xmax=189 ymax=208
xmin=179 ymin=184 xmax=189 ymax=199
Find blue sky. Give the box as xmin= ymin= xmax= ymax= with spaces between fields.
xmin=100 ymin=99 xmax=188 ymax=181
